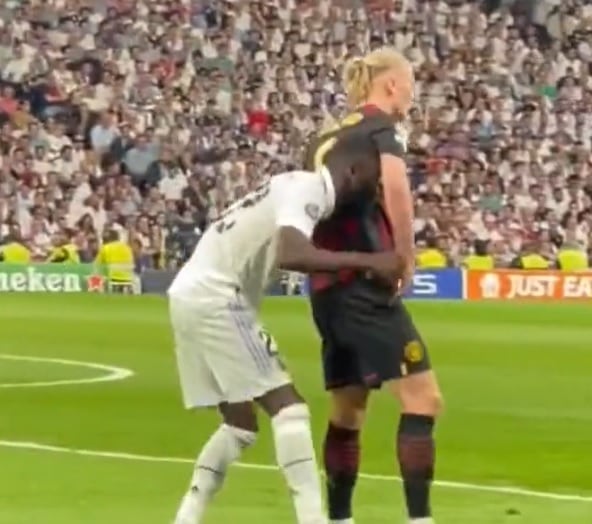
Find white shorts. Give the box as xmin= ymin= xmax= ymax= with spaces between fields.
xmin=169 ymin=293 xmax=292 ymax=408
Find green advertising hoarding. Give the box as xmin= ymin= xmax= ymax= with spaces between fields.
xmin=0 ymin=264 xmax=106 ymax=293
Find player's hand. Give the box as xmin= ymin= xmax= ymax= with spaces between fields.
xmin=365 ymin=251 xmax=401 ymax=287
xmin=394 ymin=258 xmax=415 ymax=296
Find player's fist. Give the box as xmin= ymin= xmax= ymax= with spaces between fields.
xmin=365 ymin=250 xmax=402 ymax=288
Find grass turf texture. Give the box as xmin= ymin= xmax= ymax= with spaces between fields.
xmin=0 ymin=294 xmax=591 ymax=524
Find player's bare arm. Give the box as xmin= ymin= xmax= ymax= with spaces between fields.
xmin=380 ymin=153 xmax=415 ymax=292
xmin=277 ymin=226 xmax=397 ymax=284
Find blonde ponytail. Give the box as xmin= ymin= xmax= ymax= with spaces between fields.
xmin=342 ymin=47 xmax=411 ymax=108
xmin=343 ymin=57 xmax=372 ymax=108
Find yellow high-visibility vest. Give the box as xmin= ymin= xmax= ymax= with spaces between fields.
xmin=416 ymin=248 xmax=447 ymax=269
xmin=95 ymin=241 xmax=134 ymax=283
xmin=557 ymin=249 xmax=588 ymax=271
xmin=47 ymin=243 xmax=80 ymax=263
xmin=0 ymin=242 xmax=31 ymax=264
xmin=521 ymin=254 xmax=549 ymax=270
xmin=463 ymin=254 xmax=494 ymax=270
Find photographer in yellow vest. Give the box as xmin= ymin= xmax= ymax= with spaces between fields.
xmin=95 ymin=230 xmax=135 ymax=293
xmin=416 ymin=235 xmax=450 ymax=269
xmin=47 ymin=230 xmax=80 ymax=264
xmin=556 ymin=241 xmax=588 ymax=271
xmin=0 ymin=232 xmax=31 ymax=264
xmin=463 ymin=239 xmax=494 ymax=270
xmin=509 ymin=240 xmax=550 ymax=270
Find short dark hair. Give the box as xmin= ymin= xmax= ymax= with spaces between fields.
xmin=104 ymin=230 xmax=119 ymax=243
xmin=474 ymin=239 xmax=489 ymax=256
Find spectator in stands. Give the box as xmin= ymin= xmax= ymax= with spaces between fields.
xmin=123 ymin=134 xmax=158 ymax=183
xmin=463 ymin=239 xmax=495 ymax=270
xmin=510 ymin=239 xmax=552 ymax=269
xmin=46 ymin=230 xmax=79 ymax=264
xmin=90 ymin=111 xmax=119 ymax=155
xmin=416 ymin=235 xmax=452 ymax=269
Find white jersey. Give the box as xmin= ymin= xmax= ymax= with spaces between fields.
xmin=168 ymin=168 xmax=335 ymax=308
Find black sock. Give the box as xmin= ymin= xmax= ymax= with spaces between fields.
xmin=397 ymin=413 xmax=435 ymax=519
xmin=323 ymin=423 xmax=360 ymax=520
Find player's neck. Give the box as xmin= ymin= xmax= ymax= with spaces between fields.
xmin=363 ymin=95 xmax=392 ymax=115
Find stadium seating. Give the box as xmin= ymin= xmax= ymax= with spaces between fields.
xmin=1 ymin=0 xmax=591 ymax=269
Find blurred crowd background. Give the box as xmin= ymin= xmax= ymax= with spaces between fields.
xmin=0 ymin=0 xmax=592 ymax=272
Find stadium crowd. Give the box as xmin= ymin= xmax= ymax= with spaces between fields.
xmin=1 ymin=0 xmax=592 ymax=271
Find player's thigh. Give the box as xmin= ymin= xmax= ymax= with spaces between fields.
xmin=169 ymin=299 xmax=223 ymax=409
xmin=332 ymin=297 xmax=403 ymax=388
xmin=311 ymin=291 xmax=364 ymax=390
xmin=384 ymin=305 xmax=443 ymax=415
xmin=209 ymin=297 xmax=292 ymax=404
xmin=339 ymin=289 xmax=433 ymax=387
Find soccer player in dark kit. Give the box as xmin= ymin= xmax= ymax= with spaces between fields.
xmin=304 ymin=48 xmax=444 ymax=524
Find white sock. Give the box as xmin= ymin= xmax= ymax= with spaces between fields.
xmin=272 ymin=404 xmax=326 ymax=524
xmin=174 ymin=424 xmax=256 ymax=524
xmin=330 ymin=519 xmax=354 ymax=524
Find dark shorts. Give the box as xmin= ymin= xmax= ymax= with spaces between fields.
xmin=311 ymin=279 xmax=431 ymax=390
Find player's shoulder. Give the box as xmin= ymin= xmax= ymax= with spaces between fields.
xmin=343 ymin=106 xmax=405 ymax=149
xmin=359 ymin=107 xmax=407 ymax=155
xmin=272 ymin=170 xmax=324 ymax=194
xmin=273 ymin=169 xmax=334 ymax=228
xmin=272 ymin=171 xmax=330 ymax=211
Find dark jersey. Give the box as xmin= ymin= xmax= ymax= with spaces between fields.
xmin=304 ymin=105 xmax=406 ymax=292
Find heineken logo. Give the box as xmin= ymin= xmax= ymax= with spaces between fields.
xmin=0 ymin=266 xmax=105 ymax=293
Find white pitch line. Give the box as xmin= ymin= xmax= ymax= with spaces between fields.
xmin=0 ymin=440 xmax=590 ymax=504
xmin=0 ymin=354 xmax=134 ymax=388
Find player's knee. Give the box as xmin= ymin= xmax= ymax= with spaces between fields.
xmin=222 ymin=423 xmax=258 ymax=449
xmin=271 ymin=403 xmax=311 ymax=434
xmin=401 ymin=389 xmax=443 ymax=417
xmin=220 ymin=402 xmax=259 ymax=432
xmin=433 ymin=391 xmax=444 ymax=415
xmin=427 ymin=390 xmax=444 ymax=416
xmin=330 ymin=404 xmax=366 ymax=430
xmin=257 ymin=383 xmax=304 ymax=417
xmin=329 ymin=387 xmax=368 ymax=430
xmin=194 ymin=424 xmax=256 ymax=498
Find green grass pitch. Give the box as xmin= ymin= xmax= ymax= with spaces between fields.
xmin=0 ymin=294 xmax=591 ymax=524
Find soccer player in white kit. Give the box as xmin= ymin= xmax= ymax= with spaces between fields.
xmin=167 ymin=141 xmax=400 ymax=524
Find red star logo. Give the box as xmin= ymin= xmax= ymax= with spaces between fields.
xmin=87 ymin=274 xmax=105 ymax=293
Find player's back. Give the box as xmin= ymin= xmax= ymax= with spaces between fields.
xmin=168 ymin=170 xmax=331 ymax=308
xmin=304 ymin=106 xmax=392 ymax=175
